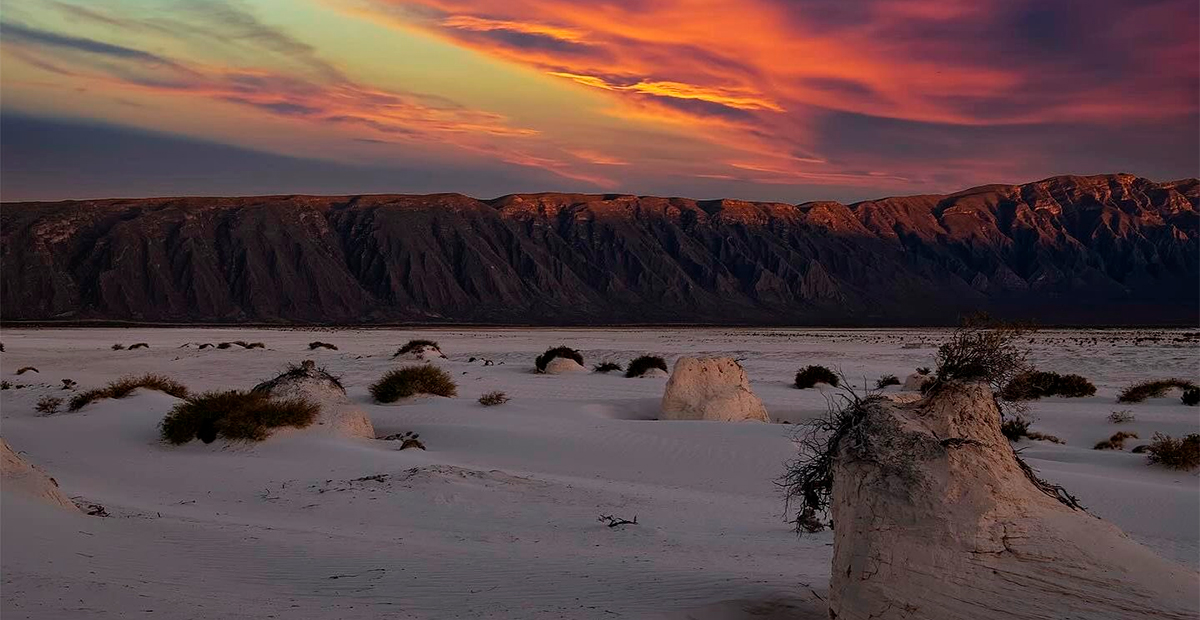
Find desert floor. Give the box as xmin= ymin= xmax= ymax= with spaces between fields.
xmin=1 ymin=327 xmax=1197 ymax=619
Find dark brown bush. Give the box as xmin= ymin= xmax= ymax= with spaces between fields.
xmin=1143 ymin=433 xmax=1200 ymax=470
xmin=593 ymin=362 xmax=622 ymax=373
xmin=1117 ymin=378 xmax=1198 ymax=403
xmin=626 ymin=355 xmax=667 ymax=378
xmin=1183 ymin=387 xmax=1200 ymax=406
xmin=794 ymin=365 xmax=838 ymax=389
xmin=160 ymin=390 xmax=319 ymax=444
xmin=875 ymin=374 xmax=900 ymax=389
xmin=1000 ymin=416 xmax=1031 ymax=441
xmin=370 ymin=365 xmax=457 ymax=403
xmin=394 ymin=339 xmax=440 ymax=357
xmin=1001 ymin=371 xmax=1096 ymax=400
xmin=478 ymin=391 xmax=510 ymax=406
xmin=308 ymin=341 xmax=338 ymax=351
xmin=535 ymin=346 xmax=583 ymax=373
xmin=35 ymin=396 xmax=63 ymax=415
xmin=1094 ymin=431 xmax=1138 ymax=450
xmin=69 ymin=374 xmax=189 ymax=411
xmin=15 ymin=367 xmax=38 ymax=375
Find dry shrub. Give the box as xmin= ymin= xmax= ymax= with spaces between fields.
xmin=1142 ymin=433 xmax=1200 ymax=470
xmin=593 ymin=362 xmax=622 ymax=373
xmin=128 ymin=343 xmax=149 ymax=350
xmin=69 ymin=374 xmax=189 ymax=411
xmin=1027 ymin=431 xmax=1064 ymax=444
xmin=15 ymin=367 xmax=38 ymax=375
xmin=217 ymin=342 xmax=233 ymax=349
xmin=1001 ymin=370 xmax=1096 ymax=400
xmin=626 ymin=355 xmax=668 ymax=378
xmin=927 ymin=317 xmax=1030 ymax=396
xmin=244 ymin=342 xmax=265 ymax=349
xmin=1094 ymin=431 xmax=1139 ymax=450
xmin=160 ymin=390 xmax=319 ymax=444
xmin=111 ymin=344 xmax=125 ymax=351
xmin=308 ymin=341 xmax=338 ymax=351
xmin=478 ymin=390 xmax=509 ymax=406
xmin=1108 ymin=410 xmax=1135 ymax=424
xmin=370 ymin=365 xmax=457 ymax=402
xmin=1183 ymin=387 xmax=1200 ymax=406
xmin=35 ymin=396 xmax=63 ymax=415
xmin=535 ymin=346 xmax=583 ymax=373
xmin=253 ymin=360 xmax=344 ymax=394
xmin=1001 ymin=416 xmax=1032 ymax=441
xmin=394 ymin=339 xmax=440 ymax=357
xmin=794 ymin=365 xmax=838 ymax=389
xmin=1117 ymin=378 xmax=1198 ymax=403
xmin=875 ymin=374 xmax=900 ymax=389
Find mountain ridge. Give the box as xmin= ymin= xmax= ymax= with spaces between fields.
xmin=2 ymin=173 xmax=1196 ymax=326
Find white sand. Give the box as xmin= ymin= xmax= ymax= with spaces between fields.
xmin=1 ymin=327 xmax=1196 ymax=619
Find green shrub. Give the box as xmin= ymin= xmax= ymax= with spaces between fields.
xmin=478 ymin=391 xmax=509 ymax=406
xmin=370 ymin=365 xmax=457 ymax=402
xmin=875 ymin=374 xmax=900 ymax=389
xmin=160 ymin=390 xmax=319 ymax=444
xmin=1117 ymin=378 xmax=1197 ymax=403
xmin=794 ymin=365 xmax=838 ymax=389
xmin=69 ymin=374 xmax=189 ymax=411
xmin=593 ymin=362 xmax=623 ymax=373
xmin=394 ymin=339 xmax=440 ymax=357
xmin=1143 ymin=433 xmax=1200 ymax=470
xmin=535 ymin=346 xmax=583 ymax=373
xmin=1001 ymin=371 xmax=1096 ymax=400
xmin=626 ymin=355 xmax=668 ymax=378
xmin=1183 ymin=387 xmax=1200 ymax=406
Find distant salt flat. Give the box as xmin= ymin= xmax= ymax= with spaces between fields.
xmin=1 ymin=327 xmax=1197 ymax=619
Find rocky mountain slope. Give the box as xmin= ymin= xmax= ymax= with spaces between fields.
xmin=1 ymin=174 xmax=1195 ymax=325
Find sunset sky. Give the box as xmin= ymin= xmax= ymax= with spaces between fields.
xmin=1 ymin=0 xmax=1196 ymax=202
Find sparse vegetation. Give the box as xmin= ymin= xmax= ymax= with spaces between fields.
xmin=875 ymin=374 xmax=900 ymax=389
xmin=1142 ymin=433 xmax=1200 ymax=470
xmin=478 ymin=390 xmax=510 ymax=406
xmin=244 ymin=342 xmax=265 ymax=349
xmin=1027 ymin=431 xmax=1064 ymax=444
xmin=69 ymin=374 xmax=189 ymax=411
xmin=394 ymin=339 xmax=440 ymax=357
xmin=370 ymin=365 xmax=457 ymax=403
xmin=35 ymin=396 xmax=63 ymax=415
xmin=128 ymin=343 xmax=149 ymax=350
xmin=626 ymin=355 xmax=668 ymax=378
xmin=112 ymin=344 xmax=125 ymax=351
xmin=926 ymin=317 xmax=1030 ymax=397
xmin=1183 ymin=387 xmax=1200 ymax=406
xmin=253 ymin=360 xmax=343 ymax=394
xmin=593 ymin=361 xmax=623 ymax=373
xmin=308 ymin=341 xmax=338 ymax=351
xmin=217 ymin=342 xmax=233 ymax=349
xmin=1001 ymin=370 xmax=1096 ymax=400
xmin=1094 ymin=431 xmax=1139 ymax=450
xmin=0 ymin=381 xmax=10 ymax=390
xmin=15 ymin=367 xmax=38 ymax=375
xmin=380 ymin=431 xmax=426 ymax=450
xmin=159 ymin=390 xmax=320 ymax=444
xmin=61 ymin=378 xmax=77 ymax=390
xmin=1001 ymin=416 xmax=1032 ymax=441
xmin=794 ymin=365 xmax=838 ymax=389
xmin=915 ymin=367 xmax=931 ymax=376
xmin=1117 ymin=378 xmax=1198 ymax=403
xmin=1108 ymin=410 xmax=1135 ymax=424
xmin=535 ymin=346 xmax=583 ymax=373
xmin=198 ymin=343 xmax=214 ymax=349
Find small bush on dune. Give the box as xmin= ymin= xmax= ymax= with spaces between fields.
xmin=370 ymin=365 xmax=457 ymax=403
xmin=160 ymin=390 xmax=319 ymax=444
xmin=1094 ymin=431 xmax=1138 ymax=450
xmin=15 ymin=367 xmax=38 ymax=375
xmin=593 ymin=362 xmax=622 ymax=373
xmin=128 ymin=343 xmax=149 ymax=350
xmin=1142 ymin=433 xmax=1200 ymax=470
xmin=1183 ymin=388 xmax=1200 ymax=406
xmin=254 ymin=360 xmax=344 ymax=394
xmin=875 ymin=374 xmax=900 ymax=389
xmin=626 ymin=355 xmax=668 ymax=378
xmin=478 ymin=391 xmax=509 ymax=406
xmin=198 ymin=343 xmax=214 ymax=349
xmin=308 ymin=341 xmax=338 ymax=351
xmin=1001 ymin=370 xmax=1096 ymax=400
xmin=394 ymin=339 xmax=440 ymax=357
xmin=244 ymin=342 xmax=265 ymax=349
xmin=535 ymin=346 xmax=583 ymax=373
xmin=1026 ymin=431 xmax=1064 ymax=444
xmin=1000 ymin=416 xmax=1031 ymax=441
xmin=927 ymin=317 xmax=1030 ymax=396
xmin=35 ymin=396 xmax=63 ymax=415
xmin=794 ymin=365 xmax=838 ymax=389
xmin=69 ymin=374 xmax=189 ymax=411
xmin=1117 ymin=378 xmax=1198 ymax=403
xmin=217 ymin=342 xmax=233 ymax=349
xmin=1108 ymin=410 xmax=1135 ymax=424
xmin=112 ymin=344 xmax=125 ymax=351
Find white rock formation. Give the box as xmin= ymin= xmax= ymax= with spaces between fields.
xmin=1 ymin=438 xmax=78 ymax=511
xmin=660 ymin=357 xmax=769 ymax=422
xmin=252 ymin=361 xmax=374 ymax=439
xmin=542 ymin=357 xmax=587 ymax=374
xmin=828 ymin=382 xmax=1198 ymax=619
xmin=901 ymin=372 xmax=933 ymax=391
